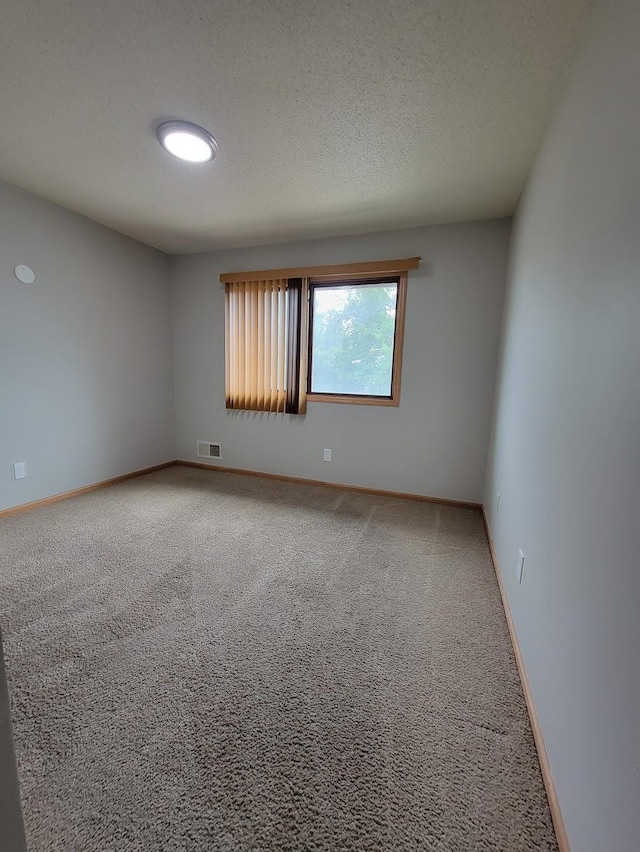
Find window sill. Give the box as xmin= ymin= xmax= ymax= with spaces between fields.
xmin=307 ymin=393 xmax=399 ymax=407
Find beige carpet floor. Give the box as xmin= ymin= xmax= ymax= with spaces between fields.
xmin=0 ymin=465 xmax=556 ymax=851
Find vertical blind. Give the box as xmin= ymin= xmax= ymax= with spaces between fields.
xmin=225 ymin=279 xmax=306 ymax=414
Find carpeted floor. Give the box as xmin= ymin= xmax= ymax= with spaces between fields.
xmin=0 ymin=465 xmax=557 ymax=851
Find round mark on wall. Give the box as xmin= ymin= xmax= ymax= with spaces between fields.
xmin=14 ymin=265 xmax=35 ymax=284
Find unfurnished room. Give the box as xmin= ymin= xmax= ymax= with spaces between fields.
xmin=0 ymin=1 xmax=638 ymax=850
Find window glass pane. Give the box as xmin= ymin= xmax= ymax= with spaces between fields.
xmin=311 ymin=282 xmax=398 ymax=396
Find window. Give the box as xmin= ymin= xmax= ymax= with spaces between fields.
xmin=308 ymin=276 xmax=405 ymax=404
xmin=223 ymin=259 xmax=415 ymax=413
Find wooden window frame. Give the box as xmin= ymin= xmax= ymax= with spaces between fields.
xmin=222 ymin=260 xmax=416 ymax=414
xmin=306 ymin=271 xmax=407 ymax=407
xmin=220 ymin=258 xmax=419 ymax=284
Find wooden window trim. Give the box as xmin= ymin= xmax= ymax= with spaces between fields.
xmin=306 ymin=272 xmax=407 ymax=407
xmin=220 ymin=258 xmax=419 ymax=284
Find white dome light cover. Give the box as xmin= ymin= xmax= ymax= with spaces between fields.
xmin=156 ymin=120 xmax=218 ymax=163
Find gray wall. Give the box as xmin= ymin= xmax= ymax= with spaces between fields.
xmin=0 ymin=181 xmax=175 ymax=511
xmin=484 ymin=1 xmax=640 ymax=849
xmin=171 ymin=220 xmax=510 ymax=503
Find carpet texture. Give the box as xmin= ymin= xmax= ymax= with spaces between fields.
xmin=0 ymin=466 xmax=557 ymax=851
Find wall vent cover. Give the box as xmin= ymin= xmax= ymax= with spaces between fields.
xmin=197 ymin=441 xmax=222 ymax=460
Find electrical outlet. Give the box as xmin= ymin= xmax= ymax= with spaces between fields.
xmin=323 ymin=448 xmax=332 ymax=462
xmin=496 ymin=493 xmax=501 ymax=515
xmin=517 ymin=549 xmax=525 ymax=584
xmin=11 ymin=462 xmax=27 ymax=480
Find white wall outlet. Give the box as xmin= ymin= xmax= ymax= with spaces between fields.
xmin=11 ymin=462 xmax=27 ymax=480
xmin=517 ymin=549 xmax=525 ymax=583
xmin=496 ymin=493 xmax=501 ymax=515
xmin=323 ymin=448 xmax=332 ymax=462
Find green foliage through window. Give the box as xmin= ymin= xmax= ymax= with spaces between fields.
xmin=310 ymin=281 xmax=398 ymax=396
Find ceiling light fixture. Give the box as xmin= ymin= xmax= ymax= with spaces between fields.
xmin=156 ymin=120 xmax=218 ymax=163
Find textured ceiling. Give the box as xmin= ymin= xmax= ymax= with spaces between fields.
xmin=0 ymin=0 xmax=592 ymax=254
